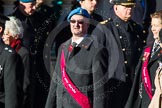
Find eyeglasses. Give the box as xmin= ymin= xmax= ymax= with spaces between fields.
xmin=70 ymin=20 xmax=84 ymax=24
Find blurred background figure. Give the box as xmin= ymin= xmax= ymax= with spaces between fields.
xmin=10 ymin=0 xmax=53 ymax=108
xmin=2 ymin=16 xmax=30 ymax=108
xmin=125 ymin=10 xmax=162 ymax=108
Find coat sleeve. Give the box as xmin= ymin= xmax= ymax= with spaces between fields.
xmin=91 ymin=23 xmax=106 ymax=46
xmin=45 ymin=47 xmax=62 ymax=108
xmin=21 ymin=52 xmax=30 ymax=108
xmin=4 ymin=53 xmax=24 ymax=108
xmin=92 ymin=47 xmax=108 ymax=108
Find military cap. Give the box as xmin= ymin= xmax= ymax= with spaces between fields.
xmin=110 ymin=0 xmax=136 ymax=6
xmin=67 ymin=7 xmax=90 ymax=22
xmin=19 ymin=0 xmax=35 ymax=3
xmin=0 ymin=13 xmax=9 ymax=26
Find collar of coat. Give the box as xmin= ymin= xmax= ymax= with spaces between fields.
xmin=62 ymin=35 xmax=93 ymax=50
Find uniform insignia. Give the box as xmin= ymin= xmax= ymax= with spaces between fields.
xmin=4 ymin=47 xmax=13 ymax=53
xmin=0 ymin=65 xmax=3 ymax=75
xmin=8 ymin=50 xmax=12 ymax=52
xmin=142 ymin=52 xmax=150 ymax=61
xmin=100 ymin=18 xmax=112 ymax=24
xmin=100 ymin=20 xmax=108 ymax=24
xmin=4 ymin=47 xmax=8 ymax=50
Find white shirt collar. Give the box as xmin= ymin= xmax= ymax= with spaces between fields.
xmin=71 ymin=34 xmax=87 ymax=45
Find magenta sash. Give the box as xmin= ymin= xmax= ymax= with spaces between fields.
xmin=142 ymin=47 xmax=153 ymax=99
xmin=60 ymin=50 xmax=92 ymax=108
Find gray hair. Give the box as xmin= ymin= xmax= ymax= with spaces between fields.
xmin=4 ymin=16 xmax=24 ymax=38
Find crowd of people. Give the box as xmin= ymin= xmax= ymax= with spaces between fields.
xmin=0 ymin=0 xmax=162 ymax=108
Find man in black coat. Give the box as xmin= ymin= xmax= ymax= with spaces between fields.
xmin=45 ymin=7 xmax=111 ymax=108
xmin=0 ymin=14 xmax=24 ymax=108
xmin=10 ymin=0 xmax=52 ymax=108
xmin=92 ymin=0 xmax=147 ymax=107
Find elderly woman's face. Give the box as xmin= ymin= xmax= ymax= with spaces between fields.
xmin=151 ymin=17 xmax=162 ymax=40
xmin=2 ymin=30 xmax=15 ymax=45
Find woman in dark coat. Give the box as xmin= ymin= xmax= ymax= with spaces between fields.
xmin=125 ymin=10 xmax=162 ymax=108
xmin=2 ymin=16 xmax=30 ymax=108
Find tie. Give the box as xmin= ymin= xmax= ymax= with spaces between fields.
xmin=151 ymin=42 xmax=160 ymax=57
xmin=67 ymin=42 xmax=77 ymax=60
xmin=153 ymin=43 xmax=160 ymax=52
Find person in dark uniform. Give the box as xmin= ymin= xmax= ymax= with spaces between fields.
xmin=92 ymin=0 xmax=147 ymax=107
xmin=2 ymin=16 xmax=30 ymax=108
xmin=45 ymin=7 xmax=109 ymax=108
xmin=10 ymin=0 xmax=51 ymax=108
xmin=0 ymin=14 xmax=24 ymax=108
xmin=125 ymin=10 xmax=162 ymax=108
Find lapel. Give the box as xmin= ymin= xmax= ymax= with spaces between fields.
xmin=78 ymin=36 xmax=93 ymax=50
xmin=61 ymin=36 xmax=93 ymax=61
xmin=68 ymin=36 xmax=93 ymax=60
xmin=62 ymin=39 xmax=72 ymax=61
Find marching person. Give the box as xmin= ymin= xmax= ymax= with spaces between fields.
xmin=45 ymin=7 xmax=109 ymax=108
xmin=125 ymin=10 xmax=162 ymax=108
xmin=0 ymin=14 xmax=24 ymax=108
xmin=2 ymin=16 xmax=30 ymax=108
xmin=10 ymin=1 xmax=52 ymax=107
xmin=92 ymin=0 xmax=146 ymax=107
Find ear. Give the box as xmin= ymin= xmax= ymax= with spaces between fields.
xmin=0 ymin=26 xmax=2 ymax=33
xmin=113 ymin=5 xmax=118 ymax=13
xmin=79 ymin=0 xmax=83 ymax=5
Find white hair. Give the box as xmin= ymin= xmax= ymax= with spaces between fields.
xmin=4 ymin=16 xmax=24 ymax=38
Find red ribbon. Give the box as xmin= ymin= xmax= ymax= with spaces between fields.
xmin=142 ymin=47 xmax=153 ymax=99
xmin=60 ymin=50 xmax=92 ymax=108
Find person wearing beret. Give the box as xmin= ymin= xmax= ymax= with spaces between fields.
xmin=92 ymin=0 xmax=147 ymax=107
xmin=125 ymin=10 xmax=162 ymax=108
xmin=45 ymin=7 xmax=109 ymax=108
xmin=71 ymin=0 xmax=103 ymax=34
xmin=2 ymin=16 xmax=30 ymax=108
xmin=10 ymin=0 xmax=51 ymax=108
xmin=53 ymin=0 xmax=104 ymax=61
xmin=0 ymin=14 xmax=24 ymax=108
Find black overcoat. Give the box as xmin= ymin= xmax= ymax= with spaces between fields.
xmin=0 ymin=42 xmax=24 ymax=108
xmin=125 ymin=42 xmax=162 ymax=108
xmin=10 ymin=7 xmax=51 ymax=108
xmin=45 ymin=36 xmax=109 ymax=108
xmin=17 ymin=46 xmax=30 ymax=108
xmin=92 ymin=16 xmax=145 ymax=107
